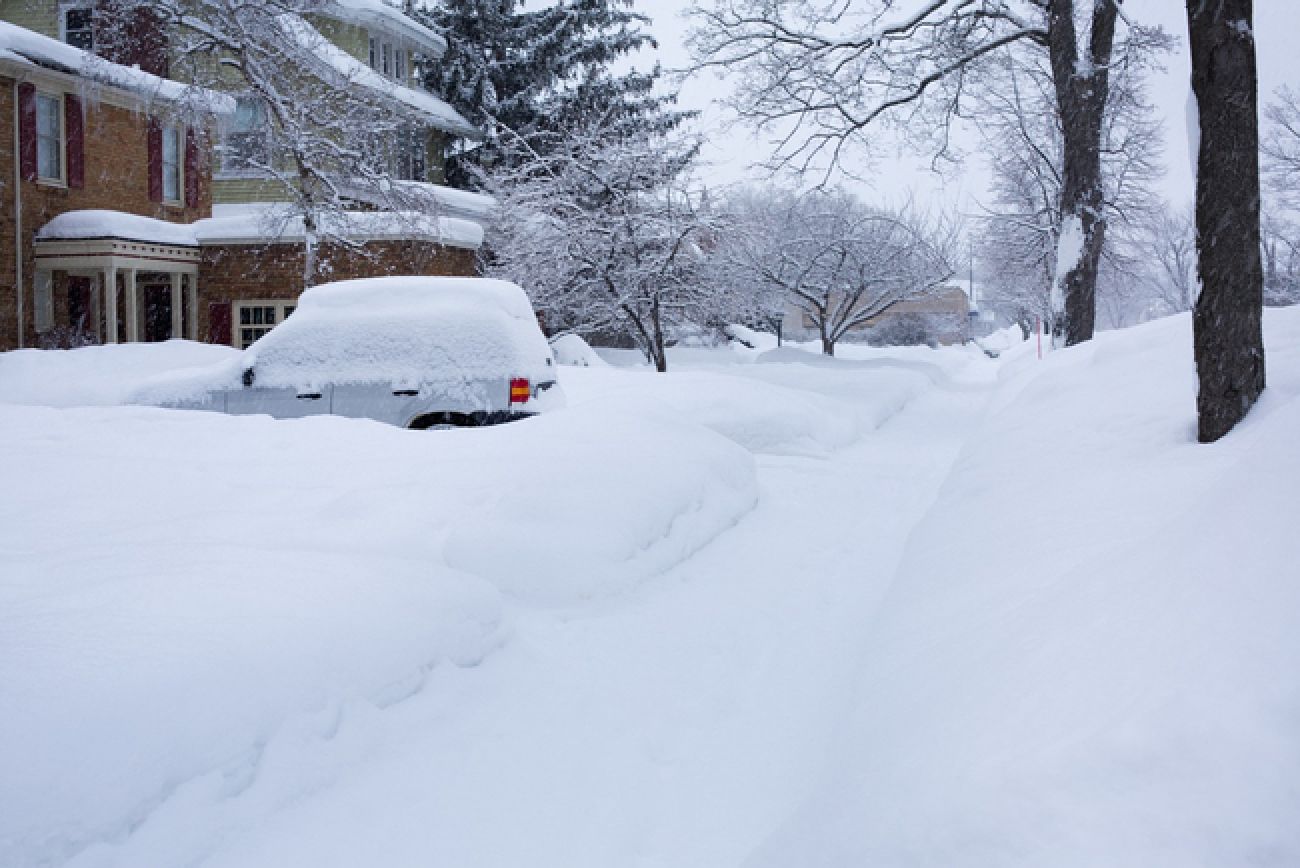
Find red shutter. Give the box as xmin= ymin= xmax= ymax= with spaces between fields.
xmin=184 ymin=128 xmax=199 ymax=208
xmin=147 ymin=118 xmax=162 ymax=202
xmin=207 ymin=302 xmax=232 ymax=345
xmin=65 ymin=94 xmax=84 ymax=189
xmin=18 ymin=83 xmax=36 ymax=182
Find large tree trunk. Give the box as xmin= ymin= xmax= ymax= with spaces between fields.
xmin=1187 ymin=0 xmax=1266 ymax=443
xmin=1047 ymin=0 xmax=1118 ymax=346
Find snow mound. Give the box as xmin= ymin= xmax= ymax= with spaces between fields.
xmin=0 ymin=340 xmax=238 ymax=407
xmin=748 ymin=308 xmax=1300 ymax=867
xmin=443 ymin=406 xmax=758 ymax=603
xmin=0 ymin=406 xmax=507 ymax=867
xmin=550 ymin=333 xmax=608 ymax=367
xmin=0 ymin=392 xmax=759 ymax=862
xmin=558 ymin=366 xmax=871 ymax=456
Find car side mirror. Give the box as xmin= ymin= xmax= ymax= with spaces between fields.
xmin=242 ymin=366 xmax=255 ymax=387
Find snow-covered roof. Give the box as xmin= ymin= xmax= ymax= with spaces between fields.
xmin=36 ymin=207 xmax=484 ymax=250
xmin=389 ymin=182 xmax=497 ymax=222
xmin=325 ymin=0 xmax=446 ymax=56
xmin=194 ymin=205 xmax=484 ymax=249
xmin=0 ymin=21 xmax=235 ymax=116
xmin=279 ymin=15 xmax=477 ymax=139
xmin=36 ymin=210 xmax=200 ymax=247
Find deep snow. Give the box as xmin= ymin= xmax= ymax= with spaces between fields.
xmin=2 ymin=311 xmax=1299 ymax=867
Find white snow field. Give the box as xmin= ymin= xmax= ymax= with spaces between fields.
xmin=2 ymin=311 xmax=1299 ymax=867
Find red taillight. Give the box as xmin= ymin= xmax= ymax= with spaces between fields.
xmin=509 ymin=377 xmax=531 ymax=404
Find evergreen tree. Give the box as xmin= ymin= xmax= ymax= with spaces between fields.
xmin=416 ymin=0 xmax=691 ymax=186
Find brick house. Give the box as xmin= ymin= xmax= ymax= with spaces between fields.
xmin=0 ymin=20 xmax=223 ymax=350
xmin=0 ymin=2 xmax=493 ymax=352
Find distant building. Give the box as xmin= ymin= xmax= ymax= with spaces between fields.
xmin=783 ymin=285 xmax=972 ymax=347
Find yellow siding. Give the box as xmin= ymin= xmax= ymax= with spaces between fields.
xmin=310 ymin=15 xmax=369 ymax=64
xmin=212 ymin=178 xmax=290 ymax=205
xmin=0 ymin=0 xmax=58 ymax=38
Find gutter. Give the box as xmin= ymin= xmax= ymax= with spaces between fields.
xmin=13 ymin=77 xmax=22 ymax=349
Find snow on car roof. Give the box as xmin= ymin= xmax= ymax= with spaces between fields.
xmin=247 ymin=277 xmax=550 ymax=389
xmin=294 ymin=276 xmax=537 ymax=320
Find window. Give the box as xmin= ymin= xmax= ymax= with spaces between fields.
xmin=36 ymin=93 xmax=63 ymax=182
xmin=394 ymin=47 xmax=406 ymax=81
xmin=161 ymin=125 xmax=182 ymax=203
xmin=223 ymin=97 xmax=269 ymax=171
xmin=392 ymin=127 xmax=427 ymax=181
xmin=62 ymin=6 xmax=94 ymax=51
xmin=381 ymin=42 xmax=391 ymax=77
xmin=368 ymin=36 xmax=377 ymax=70
xmin=235 ymin=300 xmax=296 ymax=349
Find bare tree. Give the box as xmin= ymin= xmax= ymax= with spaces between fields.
xmin=973 ymin=37 xmax=1163 ymax=337
xmin=483 ymin=118 xmax=717 ymax=372
xmin=1261 ymin=86 xmax=1300 ymax=306
xmin=689 ymin=0 xmax=1169 ymax=346
xmin=1186 ymin=0 xmax=1265 ymax=443
xmin=1262 ymin=85 xmax=1300 ymax=210
xmin=1139 ymin=205 xmax=1197 ymax=315
xmin=714 ymin=188 xmax=955 ymax=356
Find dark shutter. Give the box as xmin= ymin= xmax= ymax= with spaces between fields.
xmin=65 ymin=94 xmax=84 ymax=189
xmin=207 ymin=302 xmax=232 ymax=345
xmin=184 ymin=128 xmax=199 ymax=208
xmin=147 ymin=118 xmax=162 ymax=202
xmin=18 ymin=83 xmax=36 ymax=182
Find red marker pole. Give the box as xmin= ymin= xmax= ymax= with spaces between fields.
xmin=1036 ymin=317 xmax=1042 ymax=360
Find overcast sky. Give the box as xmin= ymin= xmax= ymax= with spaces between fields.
xmin=634 ymin=1 xmax=1300 ymax=215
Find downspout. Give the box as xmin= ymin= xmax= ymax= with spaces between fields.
xmin=13 ymin=79 xmax=23 ymax=349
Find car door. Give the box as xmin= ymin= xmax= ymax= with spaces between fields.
xmin=224 ymin=384 xmax=333 ymax=419
xmin=329 ymin=382 xmax=425 ymax=427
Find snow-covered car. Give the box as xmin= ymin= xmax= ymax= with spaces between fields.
xmin=139 ymin=276 xmax=563 ymax=428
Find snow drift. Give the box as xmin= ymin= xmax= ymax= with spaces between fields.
xmin=746 ymin=309 xmax=1300 ymax=867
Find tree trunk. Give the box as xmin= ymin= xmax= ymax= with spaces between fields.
xmin=1047 ymin=0 xmax=1118 ymax=346
xmin=1187 ymin=0 xmax=1266 ymax=443
xmin=821 ymin=334 xmax=835 ymax=356
xmin=650 ymin=296 xmax=668 ymax=373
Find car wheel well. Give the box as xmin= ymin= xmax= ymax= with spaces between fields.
xmin=408 ymin=411 xmax=494 ymax=430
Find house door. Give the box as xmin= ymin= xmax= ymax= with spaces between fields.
xmin=143 ymin=283 xmax=173 ymax=342
xmin=67 ymin=277 xmax=95 ymax=344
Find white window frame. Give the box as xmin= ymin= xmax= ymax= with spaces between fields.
xmin=59 ymin=2 xmax=95 ymax=51
xmin=161 ymin=124 xmax=183 ymax=205
xmin=381 ymin=41 xmax=391 ymax=77
xmin=234 ymin=300 xmax=296 ymax=349
xmin=393 ymin=46 xmax=406 ymax=82
xmin=35 ymin=92 xmax=64 ymax=184
xmin=368 ymin=35 xmax=377 ymax=70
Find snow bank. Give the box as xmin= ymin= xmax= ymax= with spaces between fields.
xmin=0 ymin=341 xmax=238 ymax=406
xmin=0 ymin=386 xmax=759 ymax=863
xmin=444 ymin=407 xmax=758 ymax=604
xmin=558 ymin=365 xmax=874 ymax=456
xmin=748 ymin=308 xmax=1300 ymax=867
